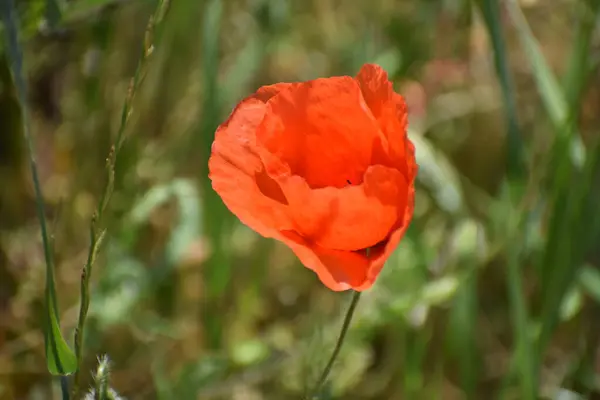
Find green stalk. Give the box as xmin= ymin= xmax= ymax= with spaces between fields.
xmin=503 ymin=0 xmax=600 ymax=366
xmin=197 ymin=0 xmax=227 ymax=350
xmin=306 ymin=291 xmax=362 ymax=399
xmin=474 ymin=1 xmax=537 ymax=397
xmin=563 ymin=0 xmax=600 ymax=122
xmin=0 ymin=0 xmax=77 ymax=390
xmin=473 ymin=0 xmax=524 ymax=178
xmin=71 ymin=0 xmax=171 ymax=396
xmin=505 ymin=218 xmax=537 ymax=400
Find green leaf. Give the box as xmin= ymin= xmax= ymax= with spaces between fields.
xmin=45 ymin=298 xmax=78 ymax=375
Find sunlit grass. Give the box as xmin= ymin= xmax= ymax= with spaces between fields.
xmin=0 ymin=0 xmax=599 ymax=399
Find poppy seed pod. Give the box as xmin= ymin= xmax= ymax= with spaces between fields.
xmin=209 ymin=64 xmax=417 ymax=291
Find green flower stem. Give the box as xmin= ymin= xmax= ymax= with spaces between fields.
xmin=308 ymin=290 xmax=362 ymax=399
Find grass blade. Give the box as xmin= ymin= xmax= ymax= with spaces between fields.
xmin=473 ymin=0 xmax=524 ymax=177
xmin=563 ymin=0 xmax=600 ymax=117
xmin=447 ymin=267 xmax=480 ymax=398
xmin=71 ymin=0 xmax=171 ymax=396
xmin=196 ymin=0 xmax=228 ymax=350
xmin=505 ymin=0 xmax=585 ymax=168
xmin=0 ymin=0 xmax=77 ymax=377
xmin=505 ymin=0 xmax=600 ymax=364
xmin=505 ymin=0 xmax=566 ymax=128
xmin=505 ymin=183 xmax=537 ymax=400
xmin=474 ymin=1 xmax=537 ymax=397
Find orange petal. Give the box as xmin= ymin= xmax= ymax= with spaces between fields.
xmin=280 ymin=195 xmax=414 ymax=292
xmin=251 ymin=82 xmax=298 ymax=103
xmin=208 ymin=97 xmax=293 ymax=238
xmin=210 ymin=65 xmax=418 ymax=292
xmin=357 ymin=180 xmax=416 ymax=291
xmin=279 ymin=165 xmax=408 ymax=252
xmin=280 ymin=230 xmax=371 ymax=290
xmin=394 ymin=93 xmax=418 ymax=181
xmin=356 ymin=64 xmax=415 ymax=179
xmin=256 ymin=76 xmax=386 ymax=189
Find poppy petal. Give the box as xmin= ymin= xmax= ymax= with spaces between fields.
xmin=251 ymin=82 xmax=298 ymax=103
xmin=279 ymin=230 xmax=369 ymax=290
xmin=356 ymin=181 xmax=415 ymax=291
xmin=208 ymin=98 xmax=294 ymax=238
xmin=256 ymin=76 xmax=386 ymax=189
xmin=356 ymin=64 xmax=414 ymax=179
xmin=279 ymin=165 xmax=408 ymax=252
xmin=280 ymin=197 xmax=414 ymax=292
xmin=209 ymin=64 xmax=417 ymax=292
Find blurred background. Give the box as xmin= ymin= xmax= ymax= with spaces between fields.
xmin=1 ymin=0 xmax=600 ymax=399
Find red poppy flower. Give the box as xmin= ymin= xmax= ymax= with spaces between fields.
xmin=208 ymin=64 xmax=417 ymax=291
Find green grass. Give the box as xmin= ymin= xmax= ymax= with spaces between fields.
xmin=1 ymin=0 xmax=600 ymax=399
